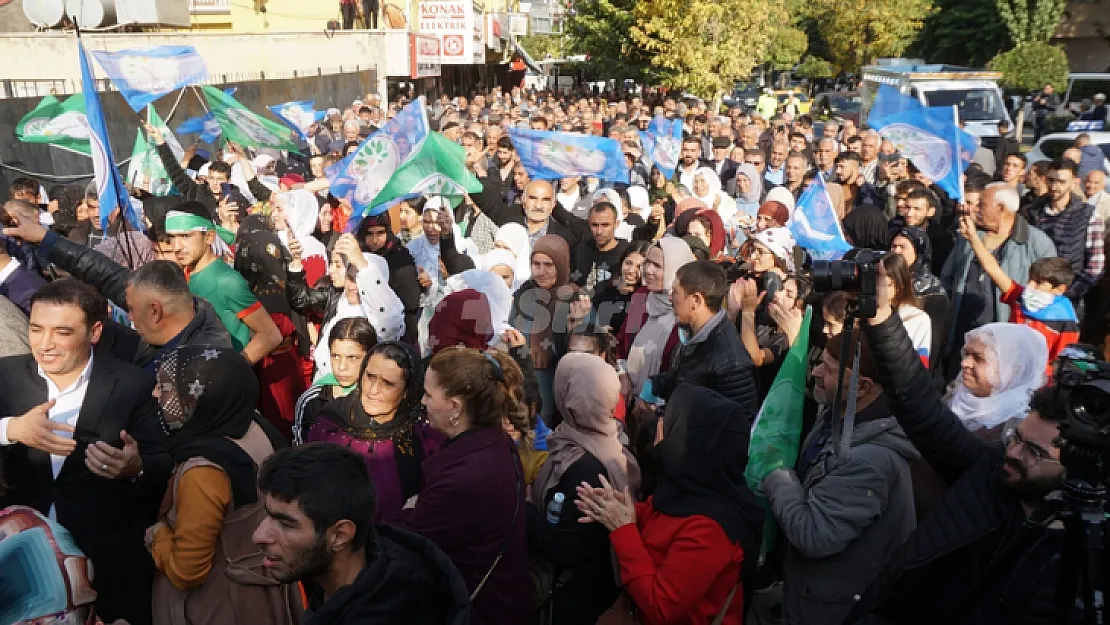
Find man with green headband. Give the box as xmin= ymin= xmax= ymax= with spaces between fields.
xmin=163 ymin=201 xmax=282 ymax=363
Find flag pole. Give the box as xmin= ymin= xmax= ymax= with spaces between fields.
xmin=953 ymin=104 xmax=964 ymax=205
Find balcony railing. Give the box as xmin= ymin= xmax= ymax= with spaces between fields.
xmin=189 ymin=0 xmax=232 ymax=15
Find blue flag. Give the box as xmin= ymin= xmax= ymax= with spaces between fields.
xmin=176 ymin=113 xmax=223 ymax=144
xmin=89 ymin=45 xmax=208 ymax=113
xmin=268 ymin=100 xmax=326 ymax=142
xmin=791 ymin=174 xmax=852 ymax=260
xmin=81 ymin=43 xmax=138 ymax=230
xmin=326 ymin=96 xmax=430 ymax=215
xmin=508 ymin=128 xmax=630 ymax=184
xmin=639 ymin=115 xmax=683 ymax=179
xmin=866 ymin=84 xmax=923 ymax=125
xmin=869 ymin=105 xmax=976 ymax=202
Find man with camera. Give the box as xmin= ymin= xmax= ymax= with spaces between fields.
xmin=762 ymin=325 xmax=919 ymax=625
xmin=846 ymin=262 xmax=1072 ymax=625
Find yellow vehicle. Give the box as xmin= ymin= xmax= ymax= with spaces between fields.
xmin=773 ymin=90 xmax=812 ymax=115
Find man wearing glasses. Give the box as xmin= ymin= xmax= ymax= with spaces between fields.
xmin=847 ymin=268 xmax=1074 ymax=624
xmin=1024 ymin=158 xmax=1101 ymax=300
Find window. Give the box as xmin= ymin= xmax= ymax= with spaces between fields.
xmin=923 ymin=89 xmax=1006 ymax=122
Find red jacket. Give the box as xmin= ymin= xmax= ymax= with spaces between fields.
xmin=609 ymin=499 xmax=745 ymax=625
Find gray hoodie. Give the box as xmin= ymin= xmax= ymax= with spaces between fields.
xmin=763 ymin=400 xmax=921 ymax=625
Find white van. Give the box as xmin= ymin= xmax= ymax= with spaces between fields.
xmin=861 ymin=61 xmax=1013 ymax=150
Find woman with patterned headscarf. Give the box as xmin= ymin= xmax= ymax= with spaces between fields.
xmin=307 ymin=341 xmax=445 ymax=520
xmin=145 ymin=346 xmax=300 ymax=625
xmin=234 ymin=214 xmax=308 ymax=440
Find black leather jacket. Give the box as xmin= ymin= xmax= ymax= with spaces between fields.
xmin=848 ymin=313 xmax=1069 ymax=625
xmin=37 ymin=231 xmax=233 ymax=367
xmin=649 ymin=312 xmax=760 ymax=419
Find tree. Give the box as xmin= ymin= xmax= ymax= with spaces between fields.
xmin=564 ymin=0 xmax=652 ymax=80
xmin=794 ymin=56 xmax=836 ymax=79
xmin=909 ymin=0 xmax=1011 ymax=67
xmin=808 ymin=0 xmax=936 ymax=72
xmin=989 ymin=41 xmax=1069 ymax=93
xmin=768 ymin=26 xmax=809 ymax=71
xmin=630 ymin=0 xmax=780 ymax=100
xmin=518 ymin=34 xmax=566 ymax=61
xmin=996 ymin=0 xmax=1066 ymax=46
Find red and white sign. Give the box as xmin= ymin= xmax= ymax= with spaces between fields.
xmin=418 ymin=0 xmax=476 ymax=65
xmin=410 ymin=34 xmax=442 ymax=79
xmin=485 ymin=13 xmax=503 ymax=51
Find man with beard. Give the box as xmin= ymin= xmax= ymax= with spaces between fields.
xmin=849 ymin=269 xmax=1074 ymax=625
xmin=253 ymin=443 xmax=470 ymax=624
xmin=676 ymin=135 xmax=710 ymax=191
xmin=573 ymin=201 xmax=628 ymax=291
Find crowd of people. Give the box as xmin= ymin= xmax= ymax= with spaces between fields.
xmin=0 ymin=81 xmax=1105 ymax=625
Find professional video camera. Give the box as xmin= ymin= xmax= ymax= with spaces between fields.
xmin=1050 ymin=344 xmax=1110 ymax=468
xmin=1030 ymin=344 xmax=1110 ymax=624
xmin=802 ymin=248 xmax=886 ymax=319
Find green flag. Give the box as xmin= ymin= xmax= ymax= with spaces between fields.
xmin=127 ymin=105 xmax=183 ymax=196
xmin=16 ymin=94 xmax=92 ymax=157
xmin=200 ymin=85 xmax=299 ymax=152
xmin=745 ymin=306 xmax=812 ymax=562
xmin=367 ymin=132 xmax=483 ymax=213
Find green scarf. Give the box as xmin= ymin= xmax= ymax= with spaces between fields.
xmin=313 ymin=373 xmax=357 ymax=397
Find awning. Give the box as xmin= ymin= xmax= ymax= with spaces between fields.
xmin=511 ymin=39 xmax=543 ymax=74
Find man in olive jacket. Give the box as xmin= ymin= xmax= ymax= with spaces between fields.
xmin=763 ymin=330 xmax=919 ymax=625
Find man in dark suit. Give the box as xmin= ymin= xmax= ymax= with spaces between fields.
xmin=0 ymin=279 xmax=171 ymax=625
xmin=710 ymin=136 xmax=738 ymax=184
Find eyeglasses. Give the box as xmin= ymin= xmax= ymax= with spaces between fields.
xmin=1003 ymin=428 xmax=1060 ymax=466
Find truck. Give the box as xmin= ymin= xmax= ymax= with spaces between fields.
xmin=860 ymin=61 xmax=1013 ymax=150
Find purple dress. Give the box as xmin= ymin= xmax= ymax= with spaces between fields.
xmin=306 ymin=412 xmax=445 ymax=522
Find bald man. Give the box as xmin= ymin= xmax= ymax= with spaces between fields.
xmin=1085 ymin=170 xmax=1110 ymax=226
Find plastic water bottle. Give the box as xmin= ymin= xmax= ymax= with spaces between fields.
xmin=546 ymin=492 xmax=565 ymax=525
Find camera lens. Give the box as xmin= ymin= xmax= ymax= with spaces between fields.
xmin=810 ymin=260 xmax=861 ymax=292
xmin=1067 ymin=380 xmax=1110 ymax=431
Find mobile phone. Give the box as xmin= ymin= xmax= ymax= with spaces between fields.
xmin=220 ymin=182 xmax=232 ymax=197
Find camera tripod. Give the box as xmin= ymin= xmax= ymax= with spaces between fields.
xmin=1044 ymin=452 xmax=1108 ymax=625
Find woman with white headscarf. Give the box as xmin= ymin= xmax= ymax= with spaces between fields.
xmin=691 ymin=166 xmax=737 ymax=223
xmin=947 ymin=322 xmax=1049 ymax=437
xmin=274 ymin=190 xmax=328 ymax=285
xmin=488 ymin=222 xmax=532 ymax=290
xmin=618 ymin=237 xmax=697 ymax=398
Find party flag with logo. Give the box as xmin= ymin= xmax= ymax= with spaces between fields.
xmin=639 ymin=115 xmax=683 ymax=179
xmin=328 ymin=96 xmax=430 ymax=216
xmin=90 ymin=45 xmax=208 ymax=113
xmin=200 ymin=85 xmax=299 ymax=151
xmin=791 ymin=174 xmax=853 ymax=260
xmin=362 ymin=131 xmax=483 ymax=217
xmin=508 ymin=127 xmax=630 ymax=184
xmin=268 ymin=100 xmax=326 ymax=142
xmin=15 ymin=94 xmax=92 ymax=157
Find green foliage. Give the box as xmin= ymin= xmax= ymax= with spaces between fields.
xmin=631 ymin=0 xmax=779 ymax=100
xmin=564 ymin=0 xmax=652 ymax=80
xmin=794 ymin=56 xmax=836 ymax=79
xmin=518 ymin=34 xmax=566 ymax=61
xmin=909 ymin=0 xmax=1011 ymax=67
xmin=769 ymin=26 xmax=809 ymax=70
xmin=988 ymin=41 xmax=1069 ymax=93
xmin=808 ymin=0 xmax=936 ymax=72
xmin=996 ymin=0 xmax=1066 ymax=46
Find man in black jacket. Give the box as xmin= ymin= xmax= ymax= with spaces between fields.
xmin=2 ymin=213 xmax=232 ymax=371
xmin=847 ymin=267 xmax=1073 ymax=625
xmin=0 ymin=280 xmax=172 ymax=625
xmin=648 ymin=261 xmax=759 ymax=417
xmin=254 ymin=443 xmax=470 ymax=625
xmin=573 ymin=201 xmax=629 ymax=291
